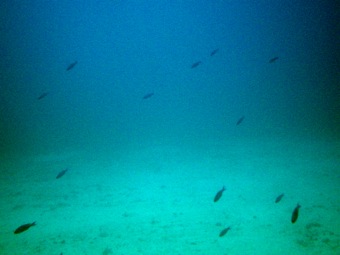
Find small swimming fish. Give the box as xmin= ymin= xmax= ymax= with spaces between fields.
xmin=142 ymin=92 xmax=154 ymax=99
xmin=275 ymin=193 xmax=284 ymax=203
xmin=14 ymin=222 xmax=36 ymax=234
xmin=56 ymin=169 xmax=68 ymax=179
xmin=236 ymin=116 xmax=244 ymax=125
xmin=219 ymin=226 xmax=231 ymax=237
xmin=37 ymin=92 xmax=49 ymax=100
xmin=214 ymin=186 xmax=226 ymax=202
xmin=37 ymin=92 xmax=48 ymax=100
xmin=269 ymin=57 xmax=279 ymax=63
xmin=191 ymin=61 xmax=201 ymax=68
xmin=291 ymin=203 xmax=301 ymax=223
xmin=66 ymin=61 xmax=78 ymax=71
xmin=210 ymin=48 xmax=219 ymax=56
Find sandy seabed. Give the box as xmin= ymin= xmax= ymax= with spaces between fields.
xmin=0 ymin=136 xmax=339 ymax=255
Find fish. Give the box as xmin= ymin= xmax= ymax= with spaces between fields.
xmin=269 ymin=57 xmax=279 ymax=63
xmin=142 ymin=92 xmax=154 ymax=99
xmin=219 ymin=226 xmax=231 ymax=237
xmin=66 ymin=61 xmax=78 ymax=71
xmin=56 ymin=169 xmax=68 ymax=179
xmin=210 ymin=48 xmax=219 ymax=56
xmin=191 ymin=61 xmax=201 ymax=68
xmin=14 ymin=222 xmax=36 ymax=234
xmin=37 ymin=92 xmax=49 ymax=100
xmin=275 ymin=193 xmax=284 ymax=203
xmin=214 ymin=186 xmax=226 ymax=202
xmin=291 ymin=203 xmax=301 ymax=223
xmin=236 ymin=116 xmax=244 ymax=125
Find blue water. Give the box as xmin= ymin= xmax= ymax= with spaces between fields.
xmin=1 ymin=1 xmax=339 ymax=254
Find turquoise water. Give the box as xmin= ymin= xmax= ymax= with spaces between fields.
xmin=1 ymin=1 xmax=339 ymax=254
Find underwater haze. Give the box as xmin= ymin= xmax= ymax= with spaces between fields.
xmin=1 ymin=0 xmax=339 ymax=254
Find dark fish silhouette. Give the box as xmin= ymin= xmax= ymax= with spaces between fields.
xmin=275 ymin=193 xmax=284 ymax=203
xmin=236 ymin=116 xmax=244 ymax=125
xmin=66 ymin=61 xmax=78 ymax=71
xmin=214 ymin=186 xmax=226 ymax=202
xmin=56 ymin=169 xmax=68 ymax=179
xmin=269 ymin=57 xmax=279 ymax=63
xmin=143 ymin=92 xmax=154 ymax=99
xmin=291 ymin=204 xmax=301 ymax=223
xmin=37 ymin=92 xmax=49 ymax=100
xmin=14 ymin=222 xmax=36 ymax=234
xmin=219 ymin=226 xmax=231 ymax=237
xmin=191 ymin=61 xmax=201 ymax=68
xmin=210 ymin=48 xmax=219 ymax=56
